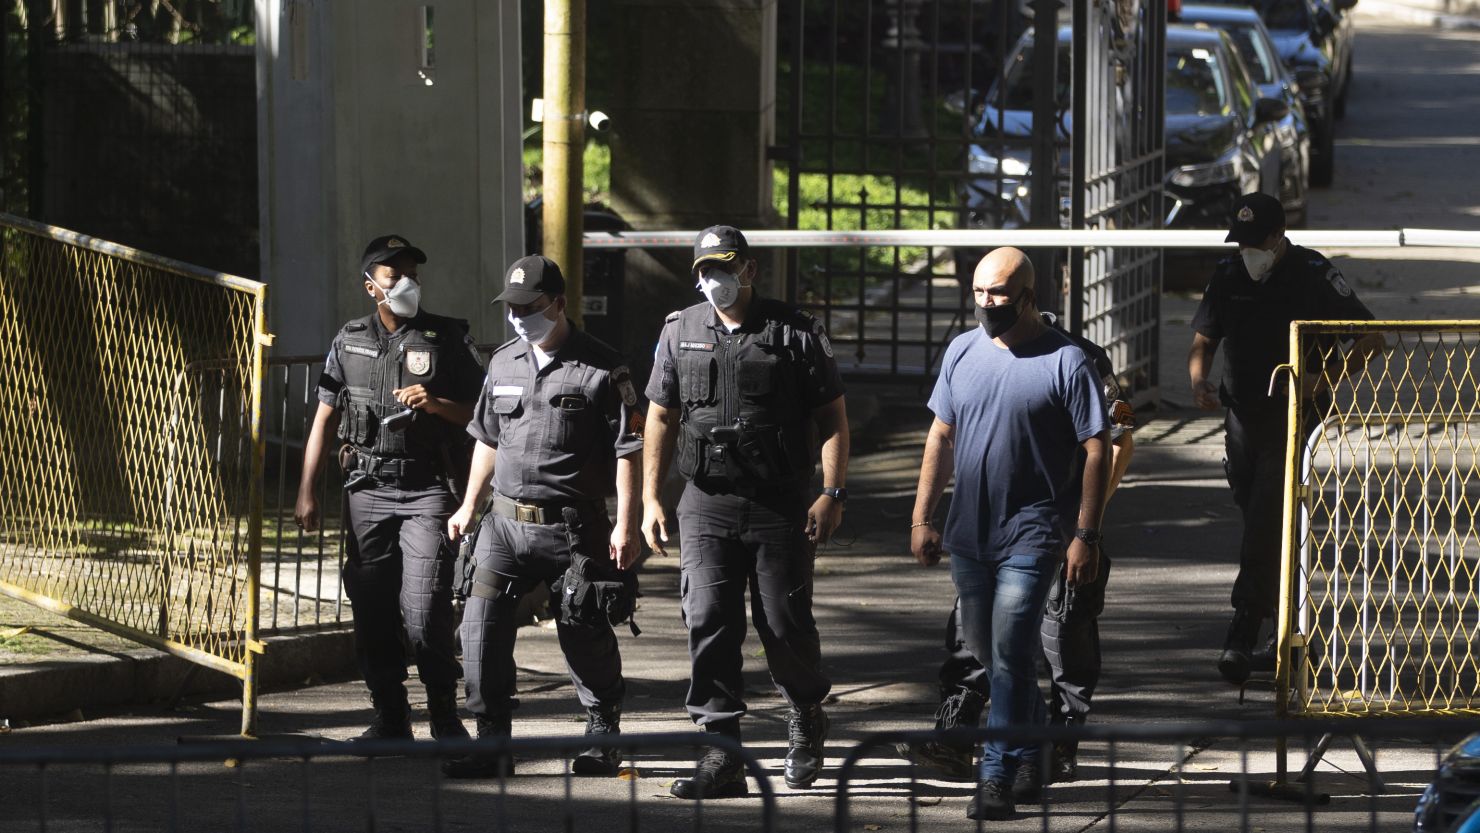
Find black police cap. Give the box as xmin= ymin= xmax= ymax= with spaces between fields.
xmin=1225 ymin=193 xmax=1286 ymax=246
xmin=361 ymin=234 xmax=427 ymax=274
xmin=691 ymin=225 xmax=751 ymax=274
xmin=494 ymin=255 xmax=566 ymax=305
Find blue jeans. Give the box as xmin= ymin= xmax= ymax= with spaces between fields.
xmin=951 ymin=551 xmax=1059 ymax=783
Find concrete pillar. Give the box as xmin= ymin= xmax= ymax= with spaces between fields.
xmin=607 ymin=0 xmax=779 ymax=372
xmin=256 ymin=0 xmax=525 ymax=356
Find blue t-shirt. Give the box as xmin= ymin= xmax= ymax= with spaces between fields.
xmin=928 ymin=326 xmax=1109 ymax=560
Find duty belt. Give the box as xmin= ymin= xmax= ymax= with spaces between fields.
xmin=492 ymin=494 xmax=602 ymax=525
xmin=355 ymin=452 xmax=438 ymax=483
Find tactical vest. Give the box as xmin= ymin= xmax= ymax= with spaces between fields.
xmin=673 ymin=302 xmax=815 ymax=490
xmin=333 ymin=313 xmax=466 ymax=461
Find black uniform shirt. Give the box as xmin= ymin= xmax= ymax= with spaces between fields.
xmin=1191 ymin=244 xmax=1372 ymax=412
xmin=316 ymin=311 xmax=485 ymax=409
xmin=468 ymin=327 xmax=643 ymax=502
xmin=645 ymin=296 xmax=846 ymax=411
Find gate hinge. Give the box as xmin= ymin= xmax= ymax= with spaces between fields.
xmin=257 ymin=332 xmax=278 ymax=347
xmin=246 ymin=639 xmax=267 ymax=655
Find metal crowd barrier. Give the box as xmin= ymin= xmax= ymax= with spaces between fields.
xmin=835 ymin=719 xmax=1480 ymax=833
xmin=0 ymin=213 xmax=272 ymax=736
xmin=0 ymin=721 xmax=1471 ymax=832
xmin=1275 ymin=322 xmax=1480 ymax=719
xmin=0 ymin=732 xmax=776 ymax=833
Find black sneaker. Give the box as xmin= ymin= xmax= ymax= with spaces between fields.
xmin=670 ymin=746 xmax=749 ymax=799
xmin=966 ymin=779 xmax=1013 ymax=821
xmin=1012 ymin=762 xmax=1045 ymax=804
xmin=571 ymin=704 xmax=623 ymax=776
xmin=894 ymin=740 xmax=974 ymax=780
xmin=783 ymin=704 xmax=829 ymax=789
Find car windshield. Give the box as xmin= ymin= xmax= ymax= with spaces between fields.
xmin=994 ymin=42 xmax=1073 ymax=111
xmin=1226 ymin=24 xmax=1279 ymax=84
xmin=1166 ymin=47 xmax=1227 ymax=116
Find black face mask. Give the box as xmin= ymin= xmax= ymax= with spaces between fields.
xmin=975 ymin=292 xmax=1024 ymax=337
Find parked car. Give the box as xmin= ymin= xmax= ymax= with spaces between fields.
xmin=1177 ymin=6 xmax=1311 ymax=226
xmin=1195 ymin=0 xmax=1356 ymax=185
xmin=961 ymin=24 xmax=1288 ymax=236
xmin=1416 ymin=734 xmax=1480 ymax=832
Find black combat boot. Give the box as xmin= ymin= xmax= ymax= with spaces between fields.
xmin=1249 ymin=632 xmax=1278 ymax=674
xmin=354 ymin=688 xmax=413 ymax=741
xmin=966 ymin=779 xmax=1014 ymax=821
xmin=782 ymin=704 xmax=829 ymax=789
xmin=670 ymin=725 xmax=748 ymax=800
xmin=1218 ymin=608 xmax=1264 ymax=684
xmin=1051 ymin=741 xmax=1079 ymax=783
xmin=426 ymin=687 xmax=470 ymax=741
xmin=571 ymin=703 xmax=623 ymax=776
xmin=441 ymin=714 xmax=514 ymax=779
xmin=894 ymin=689 xmax=985 ymax=780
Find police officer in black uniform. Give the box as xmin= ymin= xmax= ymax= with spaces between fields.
xmin=295 ymin=234 xmax=485 ymax=740
xmin=1189 ymin=193 xmax=1382 ymax=684
xmin=441 ymin=255 xmax=643 ymax=779
xmin=899 ymin=312 xmax=1136 ymax=790
xmin=642 ymin=225 xmax=850 ymax=798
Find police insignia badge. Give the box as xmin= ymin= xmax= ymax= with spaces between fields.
xmin=510 ymin=267 xmax=526 ymax=285
xmin=700 ymin=232 xmax=721 ymax=248
xmin=613 ymin=366 xmax=639 ymax=407
xmin=406 ymin=349 xmax=432 ymax=376
xmin=1326 ymin=268 xmax=1353 ymax=297
xmin=1237 ymin=206 xmax=1255 ymax=222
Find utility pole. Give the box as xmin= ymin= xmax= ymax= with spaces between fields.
xmin=543 ymin=0 xmax=586 ymax=326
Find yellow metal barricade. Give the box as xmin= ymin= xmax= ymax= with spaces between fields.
xmin=0 ymin=214 xmax=272 ymax=735
xmin=1276 ymin=321 xmax=1480 ymax=719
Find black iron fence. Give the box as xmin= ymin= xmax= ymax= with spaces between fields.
xmin=0 ymin=721 xmax=1473 ymax=832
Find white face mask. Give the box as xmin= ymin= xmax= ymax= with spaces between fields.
xmin=696 ymin=267 xmax=743 ymax=311
xmin=1240 ymin=246 xmax=1277 ymax=284
xmin=370 ymin=273 xmax=422 ymax=317
xmin=508 ymin=304 xmax=558 ymax=344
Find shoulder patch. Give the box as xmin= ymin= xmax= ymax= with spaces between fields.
xmin=1325 ymin=267 xmax=1353 ymax=298
xmin=817 ymin=329 xmax=834 ymax=358
xmin=612 ymin=365 xmax=639 ymax=407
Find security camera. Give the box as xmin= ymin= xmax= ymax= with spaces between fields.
xmin=588 ymin=110 xmax=612 ymax=132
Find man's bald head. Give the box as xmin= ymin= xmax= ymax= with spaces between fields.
xmin=974 ymin=247 xmax=1035 ymax=297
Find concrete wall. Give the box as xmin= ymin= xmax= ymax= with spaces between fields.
xmin=256 ymin=0 xmax=525 ymax=356
xmin=607 ymin=0 xmax=781 ymax=375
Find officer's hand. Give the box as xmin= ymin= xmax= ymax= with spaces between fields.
xmin=807 ymin=495 xmax=844 ymax=545
xmin=1191 ymin=379 xmax=1220 ymax=411
xmin=1066 ymin=538 xmax=1100 ymax=586
xmin=447 ymin=504 xmax=475 ymax=542
xmin=610 ymin=522 xmax=641 ymax=571
xmin=911 ymin=524 xmax=942 ymax=567
xmin=294 ymin=489 xmax=320 ymax=534
xmin=393 ymin=385 xmax=435 ymax=412
xmin=641 ymin=499 xmax=671 ymax=557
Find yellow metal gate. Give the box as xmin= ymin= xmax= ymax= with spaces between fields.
xmin=1276 ymin=321 xmax=1480 ymax=718
xmin=0 ymin=214 xmax=271 ymax=734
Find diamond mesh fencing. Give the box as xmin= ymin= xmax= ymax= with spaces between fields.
xmin=0 ymin=213 xmax=269 ymax=732
xmin=1278 ymin=321 xmax=1480 ymax=717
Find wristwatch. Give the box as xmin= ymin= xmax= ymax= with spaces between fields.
xmin=821 ymin=486 xmax=849 ymax=502
xmin=1074 ymin=527 xmax=1101 ymax=546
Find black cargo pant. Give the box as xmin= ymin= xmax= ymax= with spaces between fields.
xmin=941 ymin=549 xmax=1112 ymax=727
xmin=678 ymin=484 xmax=831 ymax=729
xmin=343 ymin=480 xmax=462 ymax=702
xmin=461 ymin=505 xmax=624 ymax=719
xmin=1224 ymin=406 xmax=1290 ymax=618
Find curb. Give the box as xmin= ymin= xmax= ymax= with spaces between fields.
xmin=0 ymin=628 xmax=356 ymax=723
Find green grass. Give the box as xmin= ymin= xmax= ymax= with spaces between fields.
xmin=522 ymin=138 xmax=612 ymax=205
